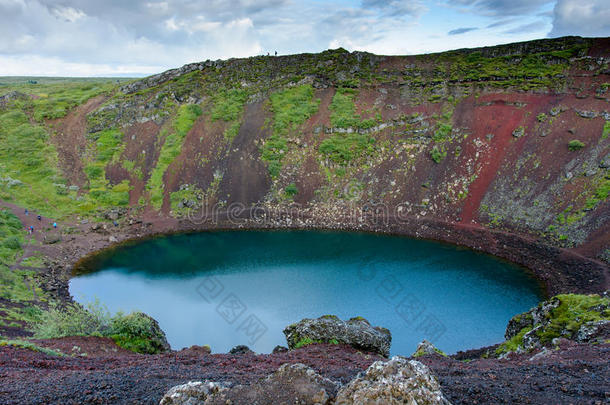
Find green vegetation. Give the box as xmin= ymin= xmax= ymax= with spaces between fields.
xmin=147 ymin=104 xmax=202 ymax=209
xmin=536 ymin=113 xmax=548 ymax=122
xmin=0 ymin=339 xmax=64 ymax=357
xmin=285 ymin=183 xmax=298 ymax=197
xmin=429 ymin=41 xmax=589 ymax=91
xmin=0 ymin=111 xmax=79 ymax=217
xmin=319 ymin=132 xmax=375 ymax=165
xmin=83 ymin=128 xmax=130 ymax=208
xmin=430 ymin=145 xmax=447 ymax=163
xmin=328 ymin=87 xmax=377 ymax=129
xmin=169 ymin=184 xmax=204 ymax=216
xmin=33 ymin=300 xmax=168 ymax=354
xmin=261 ymin=84 xmax=319 ymax=177
xmin=210 ymin=88 xmax=248 ymax=142
xmin=294 ymin=337 xmax=339 ymax=349
xmin=496 ymin=293 xmax=609 ymax=355
xmin=568 ymin=139 xmax=585 ymax=151
xmin=602 ymin=121 xmax=610 ymax=139
xmin=0 ymin=210 xmax=46 ymax=305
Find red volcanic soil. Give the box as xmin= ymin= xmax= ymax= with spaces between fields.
xmin=0 ymin=338 xmax=608 ymax=405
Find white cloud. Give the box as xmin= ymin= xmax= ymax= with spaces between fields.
xmin=550 ymin=0 xmax=610 ymax=37
xmin=50 ymin=6 xmax=86 ymax=22
xmin=0 ymin=0 xmax=608 ymax=77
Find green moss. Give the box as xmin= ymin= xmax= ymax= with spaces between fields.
xmin=495 ymin=326 xmax=532 ymax=355
xmin=147 ymin=104 xmax=202 ymax=209
xmin=535 ymin=294 xmax=609 ymax=343
xmin=568 ymin=139 xmax=585 ymax=151
xmin=536 ymin=113 xmax=548 ymax=122
xmin=496 ymin=293 xmax=609 ymax=355
xmin=294 ymin=337 xmax=339 ymax=349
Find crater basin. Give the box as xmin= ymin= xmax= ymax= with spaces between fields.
xmin=70 ymin=230 xmax=543 ymax=355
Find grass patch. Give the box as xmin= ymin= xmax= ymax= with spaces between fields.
xmin=147 ymin=104 xmax=202 ymax=209
xmin=319 ymin=132 xmax=375 ymax=165
xmin=261 ymin=84 xmax=319 ymax=177
xmin=602 ymin=121 xmax=610 ymax=139
xmin=211 ymin=88 xmax=247 ymax=142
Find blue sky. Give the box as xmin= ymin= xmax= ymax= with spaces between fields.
xmin=0 ymin=0 xmax=608 ymax=76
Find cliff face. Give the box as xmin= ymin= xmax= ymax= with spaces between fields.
xmin=1 ymin=37 xmax=608 ymax=284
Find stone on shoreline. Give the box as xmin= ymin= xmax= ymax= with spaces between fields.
xmin=283 ymin=315 xmax=391 ymax=357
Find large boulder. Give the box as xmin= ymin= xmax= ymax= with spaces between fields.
xmin=160 ymin=364 xmax=338 ymax=405
xmin=159 ymin=381 xmax=227 ymax=405
xmin=283 ymin=315 xmax=391 ymax=357
xmin=500 ymin=293 xmax=610 ymax=354
xmin=335 ymin=356 xmax=451 ymax=404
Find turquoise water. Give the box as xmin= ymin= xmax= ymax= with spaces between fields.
xmin=70 ymin=230 xmax=543 ymax=355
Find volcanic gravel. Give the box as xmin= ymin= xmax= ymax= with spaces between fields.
xmin=0 ymin=337 xmax=608 ymax=404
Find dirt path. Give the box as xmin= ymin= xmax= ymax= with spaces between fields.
xmin=50 ymin=95 xmax=107 ymax=188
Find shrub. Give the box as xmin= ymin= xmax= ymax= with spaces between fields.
xmin=568 ymin=139 xmax=585 ymax=151
xmin=32 ymin=300 xmax=112 ymax=338
xmin=430 ymin=146 xmax=446 ymax=163
xmin=109 ymin=312 xmax=169 ymax=354
xmin=32 ymin=300 xmax=169 ymax=354
xmin=285 ymin=183 xmax=298 ymax=196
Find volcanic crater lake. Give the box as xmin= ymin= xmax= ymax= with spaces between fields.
xmin=70 ymin=230 xmax=543 ymax=355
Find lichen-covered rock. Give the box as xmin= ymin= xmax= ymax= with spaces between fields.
xmin=335 ymin=356 xmax=451 ymax=404
xmin=164 ymin=364 xmax=338 ymax=405
xmin=159 ymin=381 xmax=227 ymax=405
xmin=412 ymin=340 xmax=446 ymax=357
xmin=283 ymin=315 xmax=391 ymax=357
xmin=499 ymin=293 xmax=610 ymax=355
xmin=511 ymin=126 xmax=525 ymax=138
xmin=215 ymin=363 xmax=338 ymax=405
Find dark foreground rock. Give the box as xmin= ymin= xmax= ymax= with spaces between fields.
xmin=283 ymin=315 xmax=391 ymax=357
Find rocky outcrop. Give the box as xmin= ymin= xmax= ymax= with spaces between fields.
xmin=500 ymin=292 xmax=610 ymax=354
xmin=412 ymin=340 xmax=446 ymax=357
xmin=335 ymin=356 xmax=451 ymax=405
xmin=229 ymin=345 xmax=253 ymax=355
xmin=283 ymin=315 xmax=391 ymax=357
xmin=159 ymin=359 xmax=452 ymax=405
xmin=159 ymin=381 xmax=227 ymax=405
xmin=159 ymin=363 xmax=338 ymax=405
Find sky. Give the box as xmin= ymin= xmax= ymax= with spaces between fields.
xmin=0 ymin=0 xmax=609 ymax=77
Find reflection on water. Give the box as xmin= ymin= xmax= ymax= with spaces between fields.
xmin=70 ymin=230 xmax=543 ymax=355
